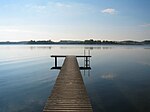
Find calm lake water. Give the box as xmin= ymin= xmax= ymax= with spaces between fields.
xmin=0 ymin=45 xmax=150 ymax=112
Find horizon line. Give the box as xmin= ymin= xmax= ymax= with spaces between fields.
xmin=0 ymin=39 xmax=150 ymax=43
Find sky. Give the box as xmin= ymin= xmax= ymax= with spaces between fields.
xmin=0 ymin=0 xmax=150 ymax=41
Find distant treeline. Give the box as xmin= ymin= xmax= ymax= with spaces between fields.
xmin=0 ymin=39 xmax=150 ymax=45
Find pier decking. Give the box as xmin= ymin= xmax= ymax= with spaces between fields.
xmin=43 ymin=56 xmax=93 ymax=112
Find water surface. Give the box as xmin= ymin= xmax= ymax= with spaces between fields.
xmin=0 ymin=45 xmax=150 ymax=112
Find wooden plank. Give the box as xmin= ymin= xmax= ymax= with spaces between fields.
xmin=51 ymin=66 xmax=91 ymax=70
xmin=76 ymin=56 xmax=91 ymax=58
xmin=51 ymin=55 xmax=91 ymax=58
xmin=43 ymin=56 xmax=93 ymax=112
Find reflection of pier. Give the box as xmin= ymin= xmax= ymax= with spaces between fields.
xmin=51 ymin=55 xmax=91 ymax=70
xmin=43 ymin=56 xmax=93 ymax=112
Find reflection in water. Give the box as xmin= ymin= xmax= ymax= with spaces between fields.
xmin=84 ymin=46 xmax=112 ymax=50
xmin=59 ymin=45 xmax=113 ymax=50
xmin=82 ymin=69 xmax=91 ymax=77
xmin=144 ymin=47 xmax=150 ymax=49
xmin=30 ymin=46 xmax=51 ymax=50
xmin=138 ymin=61 xmax=150 ymax=67
xmin=84 ymin=47 xmax=94 ymax=50
xmin=0 ymin=45 xmax=150 ymax=112
xmin=101 ymin=73 xmax=117 ymax=80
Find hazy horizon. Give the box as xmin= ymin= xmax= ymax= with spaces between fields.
xmin=0 ymin=0 xmax=150 ymax=41
xmin=0 ymin=39 xmax=150 ymax=43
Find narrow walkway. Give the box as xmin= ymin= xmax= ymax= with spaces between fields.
xmin=43 ymin=56 xmax=93 ymax=112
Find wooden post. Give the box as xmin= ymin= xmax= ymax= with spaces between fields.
xmin=55 ymin=56 xmax=57 ymax=68
xmin=85 ymin=57 xmax=88 ymax=67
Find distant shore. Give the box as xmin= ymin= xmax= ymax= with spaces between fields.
xmin=0 ymin=39 xmax=150 ymax=45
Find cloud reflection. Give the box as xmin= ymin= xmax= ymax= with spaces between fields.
xmin=101 ymin=73 xmax=117 ymax=80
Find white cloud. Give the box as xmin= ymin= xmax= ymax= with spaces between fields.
xmin=0 ymin=26 xmax=48 ymax=34
xmin=140 ymin=24 xmax=150 ymax=27
xmin=0 ymin=28 xmax=38 ymax=33
xmin=25 ymin=2 xmax=72 ymax=14
xmin=24 ymin=1 xmax=96 ymax=17
xmin=0 ymin=26 xmax=50 ymax=41
xmin=55 ymin=2 xmax=72 ymax=8
xmin=101 ymin=8 xmax=117 ymax=15
xmin=25 ymin=4 xmax=47 ymax=13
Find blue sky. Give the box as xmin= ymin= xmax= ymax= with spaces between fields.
xmin=0 ymin=0 xmax=150 ymax=41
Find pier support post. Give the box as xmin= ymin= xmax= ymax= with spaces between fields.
xmin=54 ymin=56 xmax=57 ymax=68
xmin=85 ymin=56 xmax=88 ymax=67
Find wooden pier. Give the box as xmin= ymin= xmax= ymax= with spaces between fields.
xmin=43 ymin=56 xmax=93 ymax=112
